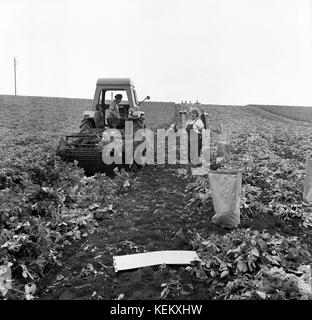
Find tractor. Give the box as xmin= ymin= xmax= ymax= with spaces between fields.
xmin=56 ymin=78 xmax=150 ymax=176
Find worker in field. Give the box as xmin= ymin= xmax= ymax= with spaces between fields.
xmin=105 ymin=94 xmax=122 ymax=128
xmin=185 ymin=107 xmax=205 ymax=164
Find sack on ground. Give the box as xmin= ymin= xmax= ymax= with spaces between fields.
xmin=208 ymin=170 xmax=242 ymax=229
xmin=216 ymin=141 xmax=230 ymax=163
xmin=216 ymin=132 xmax=230 ymax=163
xmin=303 ymin=157 xmax=312 ymax=202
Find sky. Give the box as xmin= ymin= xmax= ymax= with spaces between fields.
xmin=0 ymin=0 xmax=312 ymax=105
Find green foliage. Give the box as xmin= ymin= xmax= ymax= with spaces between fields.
xmin=188 ymin=114 xmax=312 ymax=226
xmin=191 ymin=229 xmax=312 ymax=300
xmin=0 ymin=132 xmax=129 ymax=299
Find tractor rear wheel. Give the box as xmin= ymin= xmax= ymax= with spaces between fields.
xmin=80 ymin=119 xmax=95 ymax=133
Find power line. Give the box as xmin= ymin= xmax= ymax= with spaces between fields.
xmin=14 ymin=57 xmax=17 ymax=96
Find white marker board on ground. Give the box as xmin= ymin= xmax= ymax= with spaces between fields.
xmin=113 ymin=250 xmax=200 ymax=272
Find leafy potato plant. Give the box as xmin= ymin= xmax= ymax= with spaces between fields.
xmin=190 ymin=229 xmax=312 ymax=299
xmin=0 ymin=132 xmax=129 ymax=299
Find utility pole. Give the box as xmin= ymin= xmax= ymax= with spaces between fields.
xmin=14 ymin=57 xmax=16 ymax=95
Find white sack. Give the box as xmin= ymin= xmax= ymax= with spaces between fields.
xmin=303 ymin=157 xmax=312 ymax=203
xmin=208 ymin=170 xmax=242 ymax=229
xmin=216 ymin=132 xmax=231 ymax=163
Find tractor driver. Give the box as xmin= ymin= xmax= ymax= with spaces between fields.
xmin=105 ymin=94 xmax=122 ymax=128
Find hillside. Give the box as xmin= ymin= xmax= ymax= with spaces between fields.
xmin=248 ymin=104 xmax=312 ymax=123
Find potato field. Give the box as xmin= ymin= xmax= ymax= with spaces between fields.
xmin=1 ymin=95 xmax=312 ymax=300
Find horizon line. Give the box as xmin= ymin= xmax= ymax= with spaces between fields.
xmin=0 ymin=93 xmax=311 ymax=108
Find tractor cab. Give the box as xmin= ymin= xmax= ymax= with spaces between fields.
xmin=80 ymin=78 xmax=149 ymax=131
